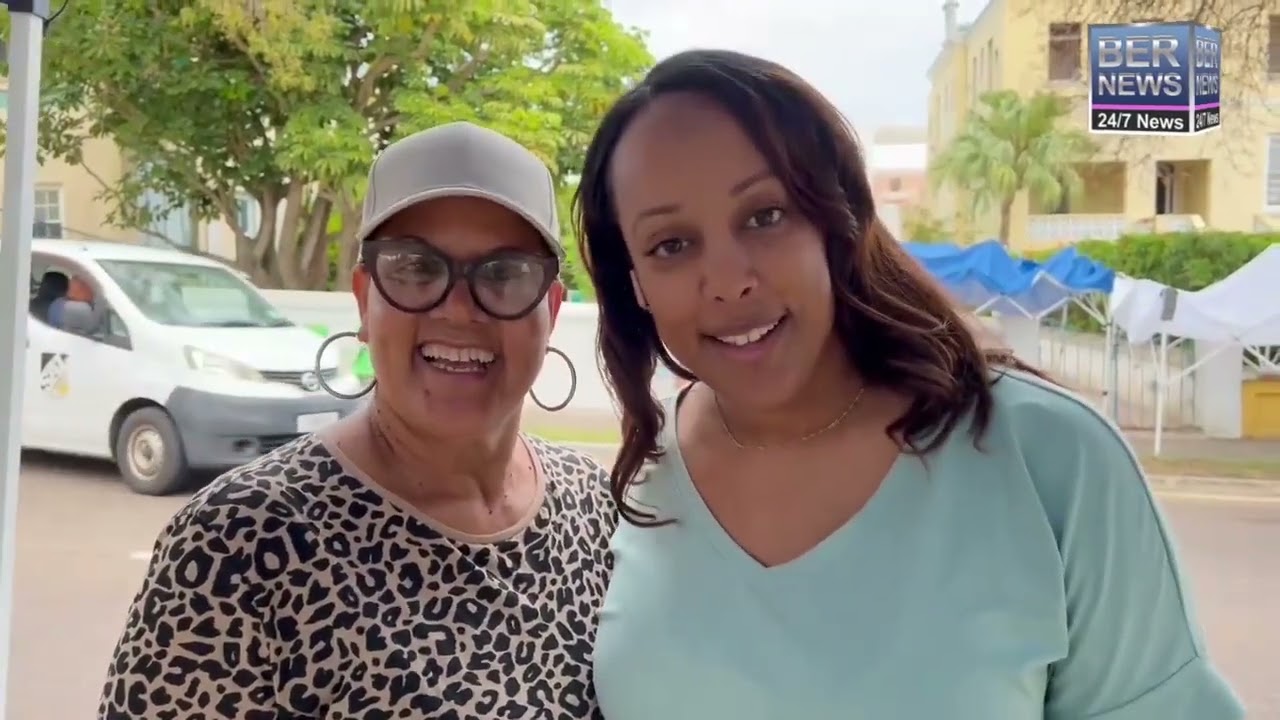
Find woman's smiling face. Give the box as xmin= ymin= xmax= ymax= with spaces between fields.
xmin=607 ymin=91 xmax=838 ymax=410
xmin=353 ymin=196 xmax=562 ymax=438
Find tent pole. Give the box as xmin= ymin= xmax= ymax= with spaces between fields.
xmin=1153 ymin=333 xmax=1168 ymax=457
xmin=1101 ymin=321 xmax=1113 ymax=419
xmin=0 ymin=3 xmax=50 ymax=717
xmin=1108 ymin=323 xmax=1121 ymax=420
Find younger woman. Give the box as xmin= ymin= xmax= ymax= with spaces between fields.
xmin=575 ymin=50 xmax=1242 ymax=720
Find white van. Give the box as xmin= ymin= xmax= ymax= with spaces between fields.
xmin=22 ymin=239 xmax=363 ymax=494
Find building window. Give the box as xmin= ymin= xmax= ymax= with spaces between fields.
xmin=33 ymin=187 xmax=63 ymax=239
xmin=1270 ymin=16 xmax=1280 ymax=76
xmin=971 ymin=57 xmax=979 ymax=99
xmin=1048 ymin=23 xmax=1082 ymax=81
xmin=139 ymin=189 xmax=197 ymax=248
xmin=1267 ymin=136 xmax=1280 ymax=208
xmin=888 ymin=177 xmax=903 ymax=192
xmin=234 ymin=192 xmax=262 ymax=237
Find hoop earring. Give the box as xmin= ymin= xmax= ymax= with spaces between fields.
xmin=314 ymin=330 xmax=375 ymax=400
xmin=529 ymin=346 xmax=576 ymax=412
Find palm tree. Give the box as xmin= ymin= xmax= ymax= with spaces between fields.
xmin=931 ymin=90 xmax=1095 ymax=247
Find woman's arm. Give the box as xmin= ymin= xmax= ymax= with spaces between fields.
xmin=1031 ymin=395 xmax=1245 ymax=719
xmin=98 ymin=500 xmax=280 ymax=719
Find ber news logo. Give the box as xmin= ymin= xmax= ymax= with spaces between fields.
xmin=1088 ymin=22 xmax=1221 ymax=135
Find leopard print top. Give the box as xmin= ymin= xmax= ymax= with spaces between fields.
xmin=99 ymin=433 xmax=615 ymax=719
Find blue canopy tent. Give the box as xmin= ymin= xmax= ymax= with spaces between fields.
xmin=901 ymin=240 xmax=1114 ymax=319
xmin=902 ymin=240 xmax=1122 ymax=419
xmin=1039 ymin=245 xmax=1115 ymax=294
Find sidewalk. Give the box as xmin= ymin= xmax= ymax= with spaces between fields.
xmin=1144 ymin=473 xmax=1280 ymax=498
xmin=1123 ymin=430 xmax=1280 ymax=461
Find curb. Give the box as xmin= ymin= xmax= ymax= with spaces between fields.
xmin=1146 ymin=474 xmax=1280 ymax=498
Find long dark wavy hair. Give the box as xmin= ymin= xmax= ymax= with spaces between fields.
xmin=573 ymin=49 xmax=1045 ymax=526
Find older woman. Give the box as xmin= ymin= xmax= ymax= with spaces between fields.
xmin=99 ymin=122 xmax=615 ymax=719
xmin=574 ymin=50 xmax=1243 ymax=719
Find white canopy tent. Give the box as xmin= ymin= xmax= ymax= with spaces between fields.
xmin=1108 ymin=245 xmax=1280 ymax=454
xmin=0 ymin=3 xmax=51 ymax=717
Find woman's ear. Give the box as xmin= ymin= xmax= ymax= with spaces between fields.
xmin=352 ymin=266 xmax=371 ymax=343
xmin=547 ymin=280 xmax=565 ymax=326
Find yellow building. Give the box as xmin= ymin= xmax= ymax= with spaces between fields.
xmin=0 ymin=77 xmax=246 ymax=257
xmin=0 ymin=79 xmax=136 ymax=244
xmin=926 ymin=0 xmax=1280 ymax=250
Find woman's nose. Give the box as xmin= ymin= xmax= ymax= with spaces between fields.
xmin=430 ymin=278 xmax=486 ymax=322
xmin=703 ymin=238 xmax=758 ymax=303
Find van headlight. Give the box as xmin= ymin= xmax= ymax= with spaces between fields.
xmin=183 ymin=346 xmax=264 ymax=382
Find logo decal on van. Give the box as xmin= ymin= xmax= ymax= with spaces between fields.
xmin=39 ymin=353 xmax=70 ymax=397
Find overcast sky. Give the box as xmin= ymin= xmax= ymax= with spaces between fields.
xmin=609 ymin=0 xmax=986 ymax=138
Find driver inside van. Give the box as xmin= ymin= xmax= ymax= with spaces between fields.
xmin=49 ymin=275 xmax=98 ymax=333
xmin=30 ymin=271 xmax=69 ymax=323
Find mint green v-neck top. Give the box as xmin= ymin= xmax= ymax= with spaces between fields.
xmin=593 ymin=372 xmax=1243 ymax=719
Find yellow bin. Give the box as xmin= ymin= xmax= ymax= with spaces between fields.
xmin=1241 ymin=377 xmax=1280 ymax=439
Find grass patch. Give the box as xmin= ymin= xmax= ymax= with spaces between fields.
xmin=1140 ymin=456 xmax=1280 ymax=481
xmin=522 ymin=423 xmax=623 ymax=445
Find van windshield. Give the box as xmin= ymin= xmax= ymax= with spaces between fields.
xmin=96 ymin=259 xmax=293 ymax=328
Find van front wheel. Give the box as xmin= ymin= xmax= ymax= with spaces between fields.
xmin=115 ymin=407 xmax=189 ymax=495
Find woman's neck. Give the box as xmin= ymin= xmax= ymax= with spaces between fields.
xmin=710 ymin=338 xmax=866 ymax=446
xmin=357 ymin=399 xmax=524 ymax=510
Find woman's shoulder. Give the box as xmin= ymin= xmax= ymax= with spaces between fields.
xmin=985 ymin=368 xmax=1147 ymax=515
xmin=988 ymin=368 xmax=1128 ymax=454
xmin=175 ymin=436 xmax=336 ymax=548
xmin=525 ymin=435 xmax=613 ymax=508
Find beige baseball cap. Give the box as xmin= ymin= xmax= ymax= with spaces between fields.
xmin=357 ymin=121 xmax=563 ymax=258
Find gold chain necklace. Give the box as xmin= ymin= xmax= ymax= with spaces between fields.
xmin=714 ymin=386 xmax=867 ymax=450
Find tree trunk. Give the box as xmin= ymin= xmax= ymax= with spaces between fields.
xmin=332 ymin=200 xmax=362 ymax=291
xmin=274 ymin=183 xmax=308 ymax=289
xmin=299 ymin=196 xmax=334 ymax=290
xmin=998 ymin=197 xmax=1014 ymax=247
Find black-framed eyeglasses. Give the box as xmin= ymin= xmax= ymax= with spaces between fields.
xmin=362 ymin=236 xmax=560 ymax=320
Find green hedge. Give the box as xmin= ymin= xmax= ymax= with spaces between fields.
xmin=1023 ymin=232 xmax=1278 ymax=333
xmin=1024 ymin=232 xmax=1276 ymax=290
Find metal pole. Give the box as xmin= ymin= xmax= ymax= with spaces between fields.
xmin=1108 ymin=323 xmax=1120 ymax=420
xmin=1153 ymin=333 xmax=1168 ymax=457
xmin=0 ymin=2 xmax=50 ymax=717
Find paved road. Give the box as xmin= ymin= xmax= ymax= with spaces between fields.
xmin=8 ymin=452 xmax=1279 ymax=719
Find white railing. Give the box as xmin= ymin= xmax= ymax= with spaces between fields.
xmin=1154 ymin=214 xmax=1201 ymax=232
xmin=1128 ymin=214 xmax=1205 ymax=234
xmin=1027 ymin=214 xmax=1126 ymax=246
xmin=1036 ymin=326 xmax=1197 ymax=429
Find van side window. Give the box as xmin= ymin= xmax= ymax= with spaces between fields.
xmin=27 ymin=253 xmax=130 ymax=349
xmin=105 ymin=310 xmax=130 ymax=342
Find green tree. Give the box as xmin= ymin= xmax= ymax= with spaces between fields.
xmin=930 ymin=90 xmax=1094 ymax=247
xmin=900 ymin=205 xmax=951 ymax=244
xmin=5 ymin=0 xmax=651 ymax=289
xmin=555 ymin=180 xmax=594 ymax=299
